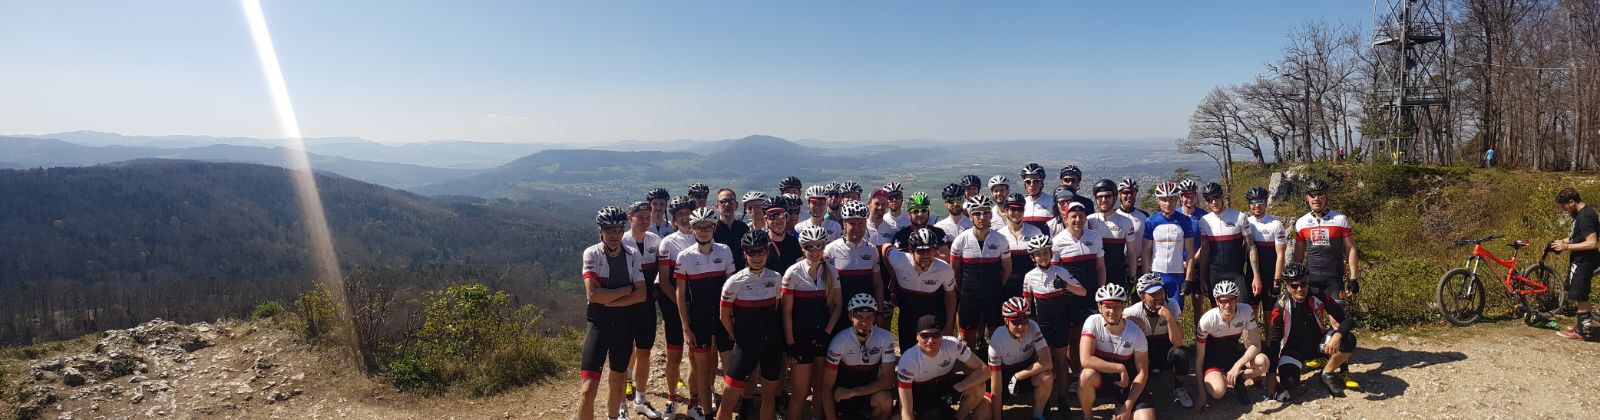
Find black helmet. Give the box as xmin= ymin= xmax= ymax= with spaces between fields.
xmin=1004 ymin=192 xmax=1026 ymax=209
xmin=941 ymin=183 xmax=965 ymax=202
xmin=780 ymin=176 xmax=802 ymax=190
xmin=669 ymin=195 xmax=696 ymax=213
xmin=1201 ymin=182 xmax=1224 ymax=200
xmin=1059 ymin=165 xmax=1082 ymax=181
xmin=959 ymin=175 xmax=982 ymax=188
xmin=595 ymin=206 xmax=628 ymax=226
xmin=1281 ymin=263 xmax=1308 ymax=282
xmin=781 ymin=193 xmax=803 ymax=210
xmin=908 ymin=228 xmax=937 ymax=250
xmin=1020 ymin=163 xmax=1046 ymax=178
xmin=646 ymin=188 xmax=670 ymax=201
xmin=1117 ymin=177 xmax=1139 ymax=193
xmin=1304 ymin=178 xmax=1329 ymax=195
xmin=1178 ymin=179 xmax=1199 ymax=193
xmin=687 ymin=183 xmax=710 ymax=198
xmin=766 ymin=194 xmax=794 ymax=210
xmin=840 ymin=181 xmax=862 ymax=195
xmin=742 ymin=229 xmax=771 ymax=250
xmin=824 ymin=182 xmax=843 ymax=196
xmin=1245 ymin=187 xmax=1269 ymax=204
xmin=1092 ymin=179 xmax=1117 ymax=194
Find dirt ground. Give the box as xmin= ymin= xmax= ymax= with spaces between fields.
xmin=9 ymin=320 xmax=1600 ymax=419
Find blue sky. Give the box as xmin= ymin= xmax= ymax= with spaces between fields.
xmin=0 ymin=1 xmax=1371 ymax=145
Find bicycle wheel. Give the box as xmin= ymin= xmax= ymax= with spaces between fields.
xmin=1437 ymin=268 xmax=1485 ymax=326
xmin=1520 ymin=264 xmax=1563 ymax=318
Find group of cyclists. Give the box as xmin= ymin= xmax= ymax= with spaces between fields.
xmin=579 ymin=163 xmax=1367 ymax=420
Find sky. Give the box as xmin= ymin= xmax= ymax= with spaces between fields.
xmin=0 ymin=1 xmax=1373 ymax=145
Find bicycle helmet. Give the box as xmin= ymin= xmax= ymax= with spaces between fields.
xmin=964 ymin=194 xmax=995 ymax=212
xmin=741 ymin=229 xmax=770 ymax=250
xmin=1001 ymin=297 xmax=1031 ymax=319
xmin=1020 ymin=163 xmax=1046 ymax=178
xmin=824 ymin=182 xmax=842 ymax=196
xmin=1059 ymin=165 xmax=1082 ymax=181
xmin=848 ymin=293 xmax=877 ymax=312
xmin=765 ymin=194 xmax=792 ymax=211
xmin=941 ymin=184 xmax=965 ymax=202
xmin=840 ymin=181 xmax=862 ymax=195
xmin=1136 ymin=273 xmax=1165 ymax=295
xmin=669 ymin=195 xmax=696 ymax=213
xmin=1025 ymin=235 xmax=1052 ymax=254
xmin=804 ymin=185 xmax=829 ymax=200
xmin=906 ymin=192 xmax=931 ymax=211
xmin=798 ymin=225 xmax=829 ymax=245
xmin=839 ymin=201 xmax=869 ymax=220
xmin=687 ymin=182 xmax=710 ymax=197
xmin=1178 ymin=179 xmax=1199 ymax=193
xmin=1281 ymin=263 xmax=1308 ymax=281
xmin=882 ymin=182 xmax=904 ymax=194
xmin=780 ymin=176 xmax=802 ymax=191
xmin=647 ymin=187 xmax=671 ymax=201
xmin=741 ymin=191 xmax=769 ymax=205
xmin=781 ymin=193 xmax=804 ymax=210
xmin=907 ymin=228 xmax=937 ymax=250
xmin=1304 ymin=178 xmax=1329 ymax=195
xmin=1152 ymin=182 xmax=1181 ymax=199
xmin=1092 ymin=179 xmax=1117 ymax=195
xmin=1054 ymin=187 xmax=1074 ymax=202
xmin=959 ymin=175 xmax=982 ymax=188
xmin=689 ymin=207 xmax=718 ymax=225
xmin=1212 ymin=281 xmax=1240 ymax=299
xmin=1245 ymin=187 xmax=1269 ymax=204
xmin=1201 ymin=182 xmax=1224 ymax=200
xmin=1065 ymin=201 xmax=1088 ymax=214
xmin=1096 ymin=283 xmax=1129 ymax=303
xmin=595 ymin=206 xmax=628 ymax=227
xmin=1117 ymin=178 xmax=1139 ymax=193
xmin=1004 ymin=193 xmax=1026 ymax=209
xmin=988 ymin=175 xmax=1010 ymax=189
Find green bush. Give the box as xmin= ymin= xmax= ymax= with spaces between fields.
xmin=252 ymin=301 xmax=287 ymax=320
xmin=294 ymin=284 xmax=340 ymax=341
xmin=384 ymin=283 xmax=579 ymax=396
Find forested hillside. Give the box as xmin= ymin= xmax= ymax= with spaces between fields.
xmin=0 ymin=160 xmax=598 ymax=344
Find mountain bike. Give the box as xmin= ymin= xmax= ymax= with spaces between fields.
xmin=1436 ymin=235 xmax=1565 ymax=326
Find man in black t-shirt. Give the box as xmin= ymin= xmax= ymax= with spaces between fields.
xmin=1554 ymin=187 xmax=1600 ymax=340
xmin=712 ymin=188 xmax=751 ymax=269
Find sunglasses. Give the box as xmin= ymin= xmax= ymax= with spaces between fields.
xmin=1095 ymin=194 xmax=1115 ymax=200
xmin=691 ymin=224 xmax=715 ymax=232
xmin=802 ymin=243 xmax=826 ymax=251
xmin=917 ymin=331 xmax=941 ymax=340
xmin=888 ymin=195 xmax=904 ymax=199
xmin=908 ymin=209 xmax=928 ymax=215
xmin=1022 ymin=179 xmax=1042 ymax=185
xmin=745 ymin=249 xmax=769 ymax=256
xmin=911 ymin=248 xmax=934 ymax=254
xmin=600 ymin=226 xmax=625 ymax=233
xmin=1306 ymin=192 xmax=1327 ymax=198
xmin=1004 ymin=316 xmax=1029 ymax=324
xmin=1286 ymin=282 xmax=1307 ymax=289
xmin=969 ymin=211 xmax=992 ymax=218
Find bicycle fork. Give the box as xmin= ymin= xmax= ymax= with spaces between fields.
xmin=1457 ymin=257 xmax=1482 ymax=299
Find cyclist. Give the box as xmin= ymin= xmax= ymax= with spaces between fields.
xmin=674 ymin=208 xmax=739 ymax=420
xmin=1178 ymin=179 xmax=1208 ymax=223
xmin=713 ymin=188 xmax=751 ymax=270
xmin=783 ymin=225 xmax=844 ymax=420
xmin=839 ymin=180 xmax=864 ymax=203
xmin=1116 ymin=178 xmax=1150 ymax=274
xmin=1264 ymin=263 xmax=1356 ymax=401
xmin=740 ymin=191 xmax=769 ymax=231
xmin=1088 ymin=179 xmax=1140 ymax=289
xmin=1058 ymin=165 xmax=1095 ymax=214
xmin=960 ymin=174 xmax=984 ymax=199
xmin=689 ymin=183 xmax=711 ymax=209
xmin=987 ymin=297 xmax=1055 ymax=420
xmin=623 ymin=202 xmax=671 ymax=419
xmin=1020 ymin=235 xmax=1086 ymax=412
xmin=825 ymin=201 xmax=885 ymax=333
xmin=935 ymin=183 xmax=973 ymax=239
xmin=951 ymin=195 xmax=1012 ymax=355
xmin=781 ymin=176 xmax=804 ymax=196
xmin=890 ymin=192 xmax=950 ymax=260
xmin=1194 ymin=281 xmax=1267 ymax=407
xmin=1244 ymin=187 xmax=1288 ymax=314
xmin=825 ymin=183 xmax=846 ymax=223
xmin=1019 ymin=163 xmax=1055 ymax=232
xmin=881 ymin=182 xmax=910 ymax=235
xmin=886 ymin=228 xmax=958 ymax=351
xmin=1553 ymin=187 xmax=1600 ymax=339
xmin=867 ymin=188 xmax=895 ymax=246
xmin=1053 ymin=201 xmax=1107 ymax=323
xmin=1123 ymin=274 xmax=1192 ymax=408
xmin=716 ymin=230 xmax=785 ymax=420
xmin=1076 ymin=284 xmax=1155 ymax=420
xmin=1143 ymin=182 xmax=1198 ymax=309
xmin=989 ymin=175 xmax=1012 ymax=216
xmin=997 ymin=193 xmax=1045 ymax=303
xmin=783 ymin=193 xmax=805 ymax=233
xmin=656 ymin=196 xmax=700 ymax=414
xmin=796 ymin=185 xmax=844 ymax=242
xmin=1196 ymin=182 xmax=1259 ymax=318
xmin=580 ymin=206 xmax=649 ymax=420
xmin=896 ymin=315 xmax=992 ymax=420
xmin=647 ymin=188 xmax=675 ymax=238
xmin=1292 ymin=178 xmax=1358 ymax=306
xmin=1046 ymin=187 xmax=1076 ymax=236
xmin=764 ymin=196 xmax=804 ymax=274
xmin=822 ymin=294 xmax=898 ymax=420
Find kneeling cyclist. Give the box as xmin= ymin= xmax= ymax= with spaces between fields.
xmin=897 ymin=315 xmax=992 ymax=420
xmin=1077 ymin=284 xmax=1155 ymax=420
xmin=987 ymin=297 xmax=1055 ymax=420
xmin=822 ymin=294 xmax=898 ymax=420
xmin=1194 ymin=281 xmax=1268 ymax=407
xmin=1264 ymin=264 xmax=1356 ymax=401
xmin=1122 ymin=273 xmax=1193 ymax=408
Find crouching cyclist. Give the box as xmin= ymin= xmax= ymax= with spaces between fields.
xmin=1264 ymin=263 xmax=1357 ymax=401
xmin=1194 ymin=281 xmax=1268 ymax=408
xmin=897 ymin=315 xmax=992 ymax=420
xmin=822 ymin=294 xmax=898 ymax=420
xmin=987 ymin=297 xmax=1055 ymax=420
xmin=1122 ymin=273 xmax=1193 ymax=408
xmin=1077 ymin=283 xmax=1155 ymax=420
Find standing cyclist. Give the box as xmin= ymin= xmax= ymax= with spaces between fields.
xmin=1553 ymin=187 xmax=1600 ymax=340
xmin=580 ymin=207 xmax=649 ymax=420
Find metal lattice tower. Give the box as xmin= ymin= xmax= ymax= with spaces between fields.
xmin=1372 ymin=0 xmax=1452 ymax=163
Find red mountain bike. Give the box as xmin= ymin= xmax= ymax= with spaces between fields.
xmin=1436 ymin=235 xmax=1565 ymax=326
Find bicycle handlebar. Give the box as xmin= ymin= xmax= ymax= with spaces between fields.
xmin=1453 ymin=234 xmax=1504 ymax=247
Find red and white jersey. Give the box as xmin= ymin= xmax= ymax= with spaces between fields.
xmin=658 ymin=231 xmax=698 ymax=270
xmin=581 ymin=243 xmax=645 ymax=289
xmin=933 ymin=214 xmax=972 ymax=240
xmin=1051 ymin=229 xmax=1105 ymax=266
xmin=987 ymin=320 xmax=1048 ymax=370
xmin=1022 ymin=265 xmax=1081 ymax=299
xmin=721 ymin=267 xmax=783 ymax=309
xmin=649 ymin=219 xmax=674 ymax=239
xmin=824 ymin=238 xmax=880 ymax=278
xmin=622 ymin=230 xmax=663 ymax=274
xmin=1196 ymin=304 xmax=1256 ymax=345
xmin=950 ymin=229 xmax=1009 ymax=265
xmin=1199 ymin=208 xmax=1253 ymax=270
xmin=1080 ymin=314 xmax=1148 ymax=364
xmin=886 ymin=250 xmax=956 ymax=295
xmin=869 ymin=220 xmax=897 ymax=246
xmin=1247 ymin=214 xmax=1289 ymax=249
xmin=672 ymin=244 xmax=737 ymax=284
xmin=795 ymin=218 xmax=843 ymax=242
xmin=781 ymin=261 xmax=841 ymax=298
xmin=995 ymin=224 xmax=1044 ymax=259
xmin=882 ymin=212 xmax=911 ymax=237
xmin=895 ymin=337 xmax=975 ymax=387
xmin=1122 ymin=297 xmax=1182 ymax=337
xmin=826 ymin=327 xmax=898 ymax=371
xmin=1022 ymin=193 xmax=1056 ymax=224
xmin=1294 ymin=210 xmax=1353 ymax=277
xmin=1087 ymin=211 xmax=1139 ymax=250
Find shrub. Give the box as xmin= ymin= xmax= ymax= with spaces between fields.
xmin=384 ymin=283 xmax=578 ymax=396
xmin=252 ymin=301 xmax=287 ymax=320
xmin=294 ymin=283 xmax=340 ymax=341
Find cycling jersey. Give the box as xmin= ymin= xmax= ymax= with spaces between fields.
xmin=1121 ymin=297 xmax=1181 ymax=337
xmin=579 ymin=243 xmax=646 ymax=380
xmin=621 ymin=231 xmax=664 ymax=349
xmin=1022 ymin=192 xmax=1056 ymax=230
xmin=824 ymin=236 xmax=881 ymax=315
xmin=783 ymin=260 xmax=841 ymax=362
xmin=1199 ymin=208 xmax=1253 ymax=274
xmin=996 ymin=223 xmax=1043 ymax=301
xmin=1143 ymin=212 xmax=1196 ymax=274
xmin=1089 ymin=211 xmax=1139 ymax=286
xmin=882 ymin=212 xmax=911 ymax=237
xmin=721 ymin=267 xmax=785 ymax=386
xmin=1294 ymin=210 xmax=1352 ymax=278
xmin=886 ymin=250 xmax=956 ymax=349
xmin=657 ymin=231 xmax=698 ymax=278
xmin=795 ymin=218 xmax=844 ymax=242
xmin=1248 ymin=214 xmax=1288 ymax=306
xmin=892 ymin=225 xmax=948 ymax=251
xmin=987 ymin=319 xmax=1047 ymax=371
xmin=870 ymin=221 xmax=896 ymax=246
xmin=826 ymin=327 xmax=899 ymax=387
xmin=895 ymin=337 xmax=975 ymax=388
xmin=934 ymin=214 xmax=973 ymax=240
xmin=1265 ymin=295 xmax=1348 ymax=368
xmin=583 ymin=242 xmax=646 ymax=296
xmin=1052 ymin=229 xmax=1105 ymax=296
xmin=1080 ymin=314 xmax=1148 ymax=367
xmin=675 ymin=243 xmax=738 ymax=351
xmin=721 ymin=267 xmax=783 ymax=314
xmin=1023 ymin=264 xmax=1082 ymax=347
xmin=650 ymin=219 xmax=674 ymax=239
xmin=951 ymin=229 xmax=1009 ymax=332
xmin=1197 ymin=304 xmax=1257 ymax=374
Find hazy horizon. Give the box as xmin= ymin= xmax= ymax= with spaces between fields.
xmin=6 ymin=130 xmax=1181 ymax=148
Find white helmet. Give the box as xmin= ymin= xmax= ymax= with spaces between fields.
xmin=1136 ymin=273 xmax=1165 ymax=296
xmin=1025 ymin=235 xmax=1052 ymax=254
xmin=798 ymin=225 xmax=829 ymax=244
xmin=964 ymin=195 xmax=995 ymax=212
xmin=839 ymin=201 xmax=869 ymax=220
xmin=848 ymin=293 xmax=877 ymax=312
xmin=1212 ymin=281 xmax=1240 ymax=299
xmin=988 ymin=175 xmax=1010 ymax=189
xmin=1095 ymin=283 xmax=1128 ymax=303
xmin=689 ymin=207 xmax=718 ymax=225
xmin=804 ymin=185 xmax=829 ymax=200
xmin=741 ymin=191 xmax=769 ymax=204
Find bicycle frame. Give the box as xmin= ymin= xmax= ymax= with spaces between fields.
xmin=1466 ymin=243 xmax=1549 ymax=296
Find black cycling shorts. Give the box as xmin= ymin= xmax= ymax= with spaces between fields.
xmin=1094 ymin=371 xmax=1153 ymax=410
xmin=631 ymin=299 xmax=657 ymax=350
xmin=1570 ymin=261 xmax=1599 ymax=303
xmin=580 ymin=304 xmax=634 ymax=379
xmin=789 ymin=326 xmax=828 ymax=364
xmin=687 ymin=308 xmax=733 ymax=353
xmin=725 ymin=316 xmax=783 ymax=388
xmin=655 ymin=288 xmax=684 ymax=348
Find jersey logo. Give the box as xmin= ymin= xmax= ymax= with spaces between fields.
xmin=646 ymin=247 xmax=657 ymax=254
xmin=1232 ymin=322 xmax=1243 ymax=328
xmin=861 ymin=253 xmax=872 ymax=261
xmin=939 ymin=359 xmax=952 ymax=368
xmin=1122 ymin=341 xmax=1132 ymax=349
xmin=924 ymin=279 xmax=936 ymax=286
xmin=1308 ymin=228 xmax=1331 ymax=246
xmin=764 ymin=281 xmax=775 ymax=288
xmin=897 ymin=370 xmax=912 ymax=381
xmin=713 ymin=258 xmax=723 ymax=264
xmin=1085 ymin=241 xmax=1095 ymax=247
xmin=869 ymin=348 xmax=881 ymax=355
xmin=987 ymin=243 xmax=999 ymax=250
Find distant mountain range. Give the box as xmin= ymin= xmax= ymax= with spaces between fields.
xmin=21 ymin=131 xmax=553 ymax=169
